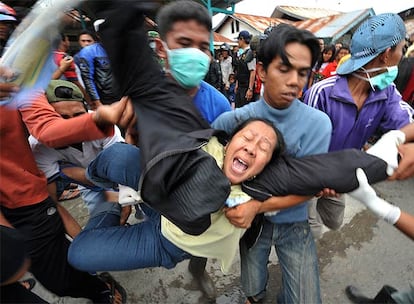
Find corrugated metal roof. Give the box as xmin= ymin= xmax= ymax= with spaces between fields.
xmin=231 ymin=12 xmax=292 ymax=33
xmin=198 ymin=0 xmax=243 ymax=11
xmin=271 ymin=5 xmax=340 ymax=20
xmin=216 ymin=10 xmax=371 ymax=41
xmin=213 ymin=32 xmax=233 ymax=43
xmin=294 ymin=8 xmax=375 ymax=41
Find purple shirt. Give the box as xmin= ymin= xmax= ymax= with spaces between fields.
xmin=304 ymin=76 xmax=414 ymax=151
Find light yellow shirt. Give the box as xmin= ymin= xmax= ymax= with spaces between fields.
xmin=161 ymin=137 xmax=251 ymax=273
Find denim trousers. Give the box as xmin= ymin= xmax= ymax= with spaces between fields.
xmin=68 ymin=205 xmax=190 ymax=272
xmin=240 ymin=218 xmax=321 ymax=304
xmin=55 ymin=164 xmax=121 ymax=220
xmin=392 ymin=284 xmax=414 ymax=304
xmin=68 ymin=143 xmax=190 ymax=272
xmin=86 ymin=142 xmax=141 ymax=191
xmin=79 ymin=187 xmax=121 ymax=219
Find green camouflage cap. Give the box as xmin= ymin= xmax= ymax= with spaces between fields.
xmin=46 ymin=80 xmax=84 ymax=103
xmin=147 ymin=30 xmax=159 ymax=39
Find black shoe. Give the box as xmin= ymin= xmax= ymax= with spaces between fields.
xmin=98 ymin=272 xmax=127 ymax=304
xmin=345 ymin=285 xmax=375 ymax=304
xmin=188 ymin=257 xmax=217 ymax=301
xmin=373 ymin=285 xmax=398 ymax=303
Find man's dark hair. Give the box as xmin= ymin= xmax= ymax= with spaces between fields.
xmin=156 ymin=0 xmax=211 ymax=39
xmin=336 ymin=45 xmax=350 ymax=56
xmin=77 ymin=29 xmax=97 ymax=41
xmin=258 ymin=24 xmax=320 ymax=71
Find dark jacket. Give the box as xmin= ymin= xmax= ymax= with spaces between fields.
xmin=234 ymin=48 xmax=254 ymax=87
xmin=204 ymin=59 xmax=223 ymax=91
xmin=241 ymin=149 xmax=388 ymax=248
xmin=98 ymin=1 xmax=230 ymax=235
xmin=243 ymin=149 xmax=388 ymax=200
xmin=75 ymin=43 xmax=120 ymax=104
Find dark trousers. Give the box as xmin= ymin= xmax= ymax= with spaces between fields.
xmin=1 ymin=283 xmax=48 ymax=303
xmin=235 ymin=86 xmax=250 ymax=108
xmin=0 ymin=198 xmax=110 ymax=303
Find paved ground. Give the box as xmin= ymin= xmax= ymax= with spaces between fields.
xmin=26 ymin=178 xmax=414 ymax=303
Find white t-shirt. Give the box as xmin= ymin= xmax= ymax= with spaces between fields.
xmin=29 ymin=125 xmax=124 ymax=179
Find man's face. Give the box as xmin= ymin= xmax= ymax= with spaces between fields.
xmin=259 ymin=42 xmax=312 ymax=109
xmin=156 ymin=19 xmax=210 ymax=69
xmin=237 ymin=37 xmax=245 ymax=48
xmin=51 ymin=101 xmax=86 ymax=119
xmin=0 ymin=21 xmax=13 ymax=41
xmin=336 ymin=48 xmax=349 ymax=61
xmin=388 ymin=40 xmax=406 ymax=66
xmin=78 ymin=34 xmax=95 ymax=48
xmin=61 ymin=36 xmax=70 ymax=51
xmin=363 ymin=40 xmax=406 ymax=76
xmin=318 ymin=39 xmax=324 ymax=51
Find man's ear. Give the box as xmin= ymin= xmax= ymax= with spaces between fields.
xmin=155 ymin=38 xmax=166 ymax=60
xmin=379 ymin=47 xmax=392 ymax=65
xmin=257 ymin=62 xmax=266 ymax=83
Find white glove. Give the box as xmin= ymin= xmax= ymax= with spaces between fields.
xmin=264 ymin=211 xmax=279 ymax=216
xmin=366 ymin=130 xmax=406 ymax=176
xmin=349 ymin=168 xmax=401 ymax=224
xmin=118 ymin=184 xmax=142 ymax=207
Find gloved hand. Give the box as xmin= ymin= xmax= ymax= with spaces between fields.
xmin=366 ymin=130 xmax=406 ymax=176
xmin=118 ymin=184 xmax=142 ymax=207
xmin=349 ymin=168 xmax=401 ymax=225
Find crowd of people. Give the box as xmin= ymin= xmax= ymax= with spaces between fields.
xmin=1 ymin=1 xmax=414 ymax=304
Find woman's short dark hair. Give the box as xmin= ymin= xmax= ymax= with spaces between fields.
xmin=156 ymin=0 xmax=211 ymax=39
xmin=258 ymin=23 xmax=320 ymax=71
xmin=229 ymin=118 xmax=285 ymax=161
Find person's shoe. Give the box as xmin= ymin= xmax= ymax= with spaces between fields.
xmin=98 ymin=272 xmax=127 ymax=304
xmin=58 ymin=188 xmax=80 ymax=201
xmin=345 ymin=285 xmax=398 ymax=304
xmin=345 ymin=285 xmax=375 ymax=303
xmin=372 ymin=285 xmax=398 ymax=303
xmin=188 ymin=257 xmax=217 ymax=300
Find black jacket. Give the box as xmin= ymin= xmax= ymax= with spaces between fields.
xmin=241 ymin=149 xmax=388 ymax=248
xmin=98 ymin=1 xmax=230 ymax=235
xmin=204 ymin=59 xmax=223 ymax=91
xmin=243 ymin=149 xmax=388 ymax=200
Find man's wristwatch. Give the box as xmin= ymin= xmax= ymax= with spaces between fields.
xmin=248 ymin=87 xmax=253 ymax=91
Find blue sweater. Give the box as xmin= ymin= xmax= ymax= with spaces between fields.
xmin=193 ymin=81 xmax=231 ymax=124
xmin=212 ymin=98 xmax=332 ymax=223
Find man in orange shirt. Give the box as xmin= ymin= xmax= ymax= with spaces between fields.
xmin=0 ymin=75 xmax=134 ymax=303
